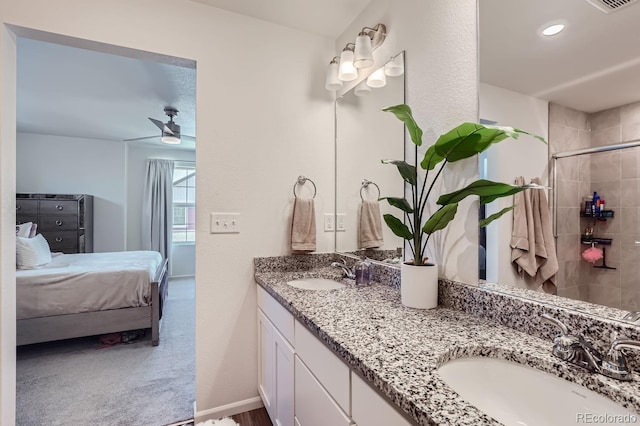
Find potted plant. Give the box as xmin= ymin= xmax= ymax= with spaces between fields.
xmin=381 ymin=104 xmax=545 ymax=309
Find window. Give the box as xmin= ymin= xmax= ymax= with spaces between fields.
xmin=172 ymin=164 xmax=196 ymax=243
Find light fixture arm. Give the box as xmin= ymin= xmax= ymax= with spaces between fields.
xmin=359 ymin=23 xmax=386 ymax=49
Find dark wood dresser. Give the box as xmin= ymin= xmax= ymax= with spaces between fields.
xmin=16 ymin=194 xmax=94 ymax=253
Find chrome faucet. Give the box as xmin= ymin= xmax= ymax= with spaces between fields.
xmin=601 ymin=339 xmax=640 ymax=381
xmin=542 ymin=313 xmax=640 ymax=381
xmin=330 ymin=258 xmax=355 ymax=280
xmin=622 ymin=311 xmax=640 ymax=322
xmin=542 ymin=314 xmax=603 ymax=373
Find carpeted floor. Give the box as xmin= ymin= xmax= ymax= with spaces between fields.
xmin=16 ymin=277 xmax=195 ymax=426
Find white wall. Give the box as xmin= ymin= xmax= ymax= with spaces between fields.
xmin=0 ymin=1 xmax=335 ymax=424
xmin=336 ymin=0 xmax=479 ymax=282
xmin=0 ymin=24 xmax=17 ymax=426
xmin=126 ymin=144 xmax=196 ymax=276
xmin=479 ymin=82 xmax=549 ymax=288
xmin=16 ymin=132 xmax=127 ymax=252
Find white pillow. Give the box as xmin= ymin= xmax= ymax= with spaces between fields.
xmin=16 ymin=234 xmax=52 ymax=269
xmin=16 ymin=222 xmax=33 ymax=238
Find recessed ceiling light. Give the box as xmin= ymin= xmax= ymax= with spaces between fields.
xmin=541 ymin=23 xmax=566 ymax=37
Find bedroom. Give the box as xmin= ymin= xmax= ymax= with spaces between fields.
xmin=14 ymin=36 xmax=197 ymax=425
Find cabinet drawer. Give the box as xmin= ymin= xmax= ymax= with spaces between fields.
xmin=352 ymin=372 xmax=412 ymax=426
xmin=294 ymin=356 xmax=351 ymax=426
xmin=43 ymin=231 xmax=78 ymax=252
xmin=16 ymin=199 xmax=38 ymax=215
xmin=38 ymin=215 xmax=78 ymax=231
xmin=257 ymin=286 xmax=294 ymax=345
xmin=39 ymin=200 xmax=78 ymax=215
xmin=295 ymin=321 xmax=350 ymax=414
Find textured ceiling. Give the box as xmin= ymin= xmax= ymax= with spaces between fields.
xmin=17 ymin=37 xmax=196 ymax=150
xmin=480 ymin=0 xmax=640 ymax=113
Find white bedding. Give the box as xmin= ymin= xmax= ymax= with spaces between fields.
xmin=16 ymin=250 xmax=163 ymax=320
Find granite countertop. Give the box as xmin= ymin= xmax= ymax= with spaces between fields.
xmin=255 ymin=266 xmax=640 ymax=426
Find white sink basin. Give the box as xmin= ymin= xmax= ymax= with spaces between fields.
xmin=438 ymin=357 xmax=637 ymax=426
xmin=286 ymin=278 xmax=346 ymax=290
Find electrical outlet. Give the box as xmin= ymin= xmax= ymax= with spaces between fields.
xmin=210 ymin=213 xmax=240 ymax=234
xmin=324 ymin=213 xmax=335 ymax=232
xmin=336 ymin=213 xmax=346 ymax=232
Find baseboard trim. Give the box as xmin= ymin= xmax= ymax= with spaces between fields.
xmin=169 ymin=274 xmax=195 ymax=279
xmin=194 ymin=396 xmax=264 ymax=423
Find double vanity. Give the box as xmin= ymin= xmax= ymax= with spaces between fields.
xmin=255 ymin=254 xmax=640 ymax=426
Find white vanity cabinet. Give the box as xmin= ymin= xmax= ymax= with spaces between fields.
xmin=257 ymin=286 xmax=414 ymax=426
xmin=257 ymin=287 xmax=295 ymax=426
xmin=352 ymin=372 xmax=412 ymax=426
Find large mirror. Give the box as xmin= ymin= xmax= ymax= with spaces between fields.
xmin=480 ymin=0 xmax=640 ymax=320
xmin=335 ymin=52 xmax=406 ymax=261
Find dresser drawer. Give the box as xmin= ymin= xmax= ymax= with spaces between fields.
xmin=39 ymin=215 xmax=79 ymax=231
xmin=16 ymin=199 xmax=38 ymax=215
xmin=43 ymin=231 xmax=78 ymax=252
xmin=39 ymin=200 xmax=78 ymax=215
xmin=16 ymin=215 xmax=37 ymax=225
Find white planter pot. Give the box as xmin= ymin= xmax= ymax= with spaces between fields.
xmin=401 ymin=262 xmax=438 ymax=309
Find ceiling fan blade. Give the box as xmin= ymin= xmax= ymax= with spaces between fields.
xmin=181 ymin=135 xmax=196 ymax=141
xmin=123 ymin=135 xmax=159 ymax=142
xmin=148 ymin=117 xmax=173 ymax=134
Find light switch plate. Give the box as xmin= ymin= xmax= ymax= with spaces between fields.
xmin=324 ymin=213 xmax=335 ymax=232
xmin=336 ymin=213 xmax=346 ymax=232
xmin=210 ymin=212 xmax=240 ymax=234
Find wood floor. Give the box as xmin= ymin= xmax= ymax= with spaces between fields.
xmin=173 ymin=407 xmax=272 ymax=426
xmin=231 ymin=408 xmax=272 ymax=425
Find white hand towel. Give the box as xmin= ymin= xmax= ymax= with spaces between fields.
xmin=291 ymin=198 xmax=316 ymax=252
xmin=359 ymin=200 xmax=384 ymax=249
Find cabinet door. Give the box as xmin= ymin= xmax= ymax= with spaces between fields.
xmin=274 ymin=327 xmax=294 ymax=426
xmin=295 ymin=356 xmax=351 ymax=426
xmin=258 ymin=309 xmax=275 ymax=420
xmin=352 ymin=372 xmax=412 ymax=426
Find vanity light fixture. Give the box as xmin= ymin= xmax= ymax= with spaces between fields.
xmin=384 ymin=52 xmax=404 ymax=77
xmin=366 ymin=67 xmax=386 ymax=88
xmin=338 ymin=44 xmax=358 ymax=81
xmin=325 ymin=57 xmax=343 ymax=91
xmin=354 ymin=80 xmax=371 ymax=97
xmin=540 ymin=21 xmax=567 ymax=37
xmin=325 ymin=23 xmax=387 ymax=91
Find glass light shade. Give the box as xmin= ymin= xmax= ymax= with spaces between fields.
xmin=354 ymin=81 xmax=371 ymax=97
xmin=338 ymin=49 xmax=358 ymax=81
xmin=366 ymin=67 xmax=386 ymax=88
xmin=161 ymin=135 xmax=181 ymax=145
xmin=354 ymin=34 xmax=374 ymax=69
xmin=384 ymin=53 xmax=404 ymax=76
xmin=325 ymin=61 xmax=343 ymax=91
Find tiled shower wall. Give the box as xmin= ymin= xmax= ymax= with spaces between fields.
xmin=549 ymin=104 xmax=591 ymax=301
xmin=551 ymin=101 xmax=640 ymax=310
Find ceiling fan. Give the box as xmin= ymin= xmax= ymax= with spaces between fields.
xmin=125 ymin=106 xmax=195 ymax=145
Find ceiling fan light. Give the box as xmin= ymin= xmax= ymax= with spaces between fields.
xmin=161 ymin=135 xmax=181 ymax=145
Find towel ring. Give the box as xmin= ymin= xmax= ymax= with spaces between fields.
xmin=293 ymin=175 xmax=317 ymax=199
xmin=360 ymin=179 xmax=380 ymax=201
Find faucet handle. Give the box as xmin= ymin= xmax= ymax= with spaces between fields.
xmin=602 ymin=339 xmax=640 ymax=381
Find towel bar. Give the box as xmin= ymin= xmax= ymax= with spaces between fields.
xmin=293 ymin=176 xmax=316 ymax=199
xmin=360 ymin=179 xmax=381 ymax=201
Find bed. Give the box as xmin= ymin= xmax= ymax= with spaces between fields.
xmin=16 ymin=250 xmax=169 ymax=346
